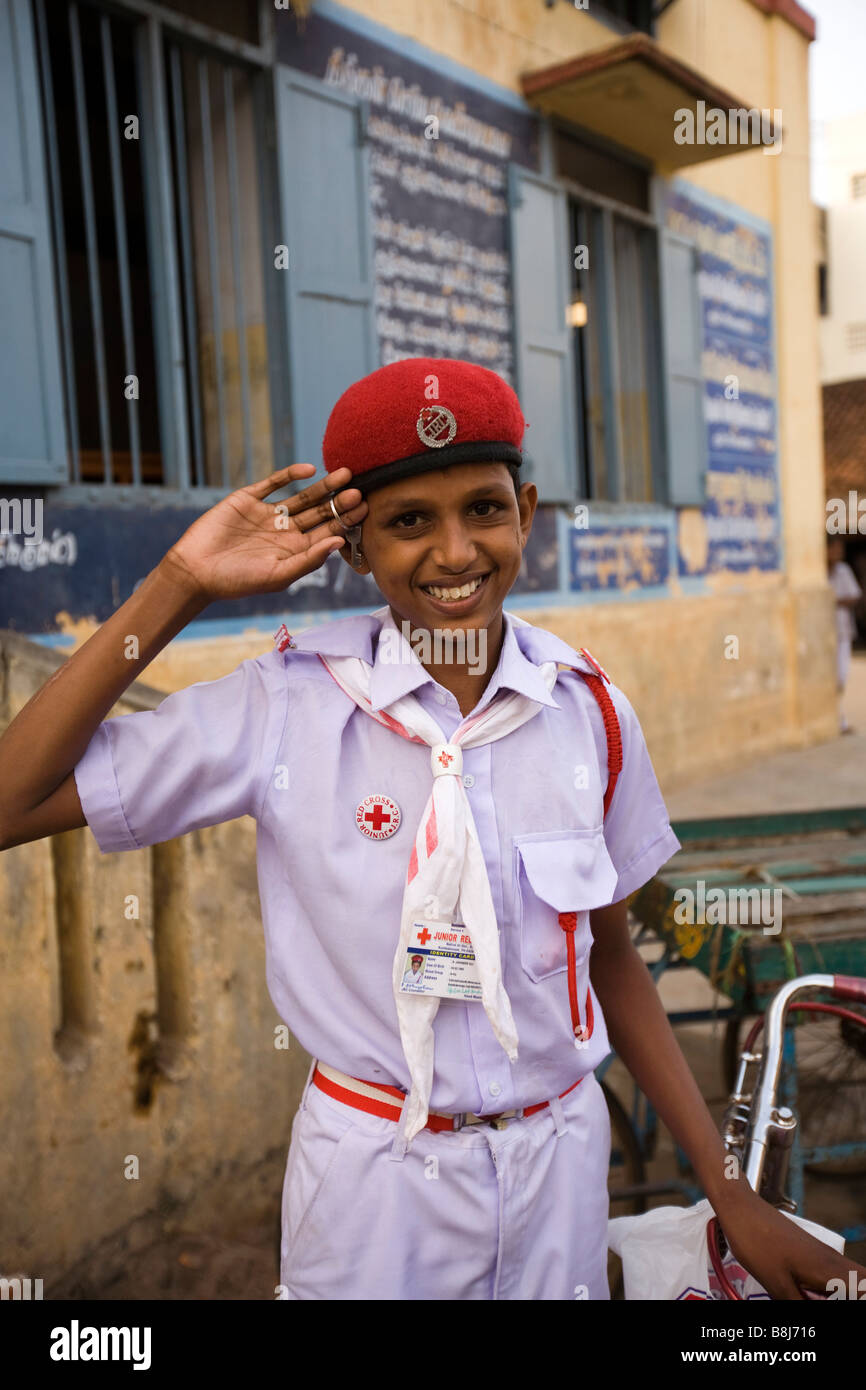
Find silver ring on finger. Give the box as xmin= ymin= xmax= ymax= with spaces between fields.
xmin=328 ymin=494 xmax=352 ymax=532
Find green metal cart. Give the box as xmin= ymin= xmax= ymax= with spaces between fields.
xmin=602 ymin=805 xmax=866 ymax=1245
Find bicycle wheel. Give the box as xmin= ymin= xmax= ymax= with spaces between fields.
xmin=793 ymin=1006 xmax=866 ymax=1177
xmin=722 ymin=1010 xmax=866 ymax=1178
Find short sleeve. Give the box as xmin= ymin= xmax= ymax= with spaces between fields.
xmin=597 ymin=684 xmax=681 ymax=902
xmin=73 ymin=651 xmax=288 ymax=853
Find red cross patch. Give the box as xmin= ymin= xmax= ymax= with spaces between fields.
xmin=355 ymin=794 xmax=401 ymax=841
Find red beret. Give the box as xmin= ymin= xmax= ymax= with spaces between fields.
xmin=322 ymin=357 xmax=526 ymax=495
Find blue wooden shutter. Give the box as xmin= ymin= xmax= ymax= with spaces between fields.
xmin=508 ymin=165 xmax=578 ymax=503
xmin=0 ymin=0 xmax=67 ymax=482
xmin=273 ymin=68 xmax=377 ymax=466
xmin=659 ymin=231 xmax=706 ymax=505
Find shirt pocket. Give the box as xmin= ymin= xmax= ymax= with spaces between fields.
xmin=514 ymin=828 xmax=619 ymax=983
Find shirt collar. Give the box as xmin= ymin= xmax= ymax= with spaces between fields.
xmin=287 ymin=607 xmax=598 ymax=714
xmin=289 ymin=612 xmax=380 ymax=661
xmin=369 ymin=607 xmax=591 ymax=714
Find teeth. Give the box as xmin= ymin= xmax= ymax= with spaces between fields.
xmin=426 ymin=576 xmax=483 ymax=601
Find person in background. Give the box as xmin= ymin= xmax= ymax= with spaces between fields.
xmin=827 ymin=535 xmax=863 ymax=734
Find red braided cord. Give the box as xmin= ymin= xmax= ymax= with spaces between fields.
xmin=558 ymin=663 xmax=621 ymax=1043
xmin=560 ymin=912 xmax=581 ymax=1032
xmin=577 ymin=671 xmax=623 ymax=816
xmin=557 ymin=910 xmax=595 ymax=1041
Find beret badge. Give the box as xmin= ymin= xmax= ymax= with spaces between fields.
xmin=416 ymin=405 xmax=457 ymax=450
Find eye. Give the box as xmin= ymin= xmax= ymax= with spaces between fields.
xmin=391 ymin=511 xmax=425 ymax=528
xmin=469 ymin=500 xmax=504 ymax=517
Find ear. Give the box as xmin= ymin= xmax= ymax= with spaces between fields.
xmin=517 ymin=482 xmax=538 ymax=548
xmin=336 ymin=525 xmax=372 ymax=575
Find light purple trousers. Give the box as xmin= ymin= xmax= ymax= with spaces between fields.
xmin=279 ymin=1064 xmax=612 ymax=1300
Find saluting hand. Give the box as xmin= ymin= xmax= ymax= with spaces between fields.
xmin=160 ymin=465 xmax=367 ymax=603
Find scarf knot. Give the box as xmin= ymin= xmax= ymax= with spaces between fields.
xmin=431 ymin=743 xmax=462 ymax=777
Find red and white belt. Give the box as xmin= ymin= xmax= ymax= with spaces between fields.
xmin=311 ymin=1061 xmax=584 ymax=1133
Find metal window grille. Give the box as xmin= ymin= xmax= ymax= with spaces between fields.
xmin=569 ymin=193 xmax=662 ymax=503
xmin=165 ymin=39 xmax=274 ymax=490
xmin=35 ymin=0 xmax=274 ymax=493
xmin=36 ymin=0 xmax=159 ymax=485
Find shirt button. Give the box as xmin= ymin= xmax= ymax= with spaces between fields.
xmin=488 ymin=1081 xmax=502 ymax=1098
xmin=433 ymin=691 xmax=447 ymax=706
xmin=462 ymin=773 xmax=475 ymax=789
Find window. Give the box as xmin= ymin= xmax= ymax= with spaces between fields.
xmin=508 ymin=125 xmax=666 ymax=505
xmin=555 ymin=124 xmax=650 ymax=214
xmin=36 ymin=0 xmax=278 ymax=492
xmin=592 ymin=0 xmax=656 ymax=36
xmin=41 ymin=1 xmax=160 ymax=484
xmin=165 ymin=41 xmax=275 ymax=489
xmin=157 ymin=0 xmax=260 ymax=45
xmin=568 ymin=199 xmax=664 ymax=502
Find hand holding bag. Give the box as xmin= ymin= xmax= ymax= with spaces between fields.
xmin=607 ymin=1197 xmax=845 ymax=1300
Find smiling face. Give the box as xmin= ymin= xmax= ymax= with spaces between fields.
xmin=343 ymin=461 xmax=537 ymax=638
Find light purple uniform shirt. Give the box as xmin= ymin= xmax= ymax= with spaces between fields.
xmin=74 ymin=607 xmax=681 ymax=1116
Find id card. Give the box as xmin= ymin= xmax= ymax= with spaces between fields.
xmin=399 ymin=920 xmax=482 ymax=1002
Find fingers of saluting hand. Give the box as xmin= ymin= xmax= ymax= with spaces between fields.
xmin=241 ymin=465 xmax=367 ymax=534
xmin=300 ymin=496 xmax=368 ymax=550
xmin=291 ymin=488 xmax=367 ymax=536
xmin=242 ymin=463 xmax=354 ymax=507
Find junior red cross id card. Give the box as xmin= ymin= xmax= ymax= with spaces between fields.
xmin=400 ymin=921 xmax=482 ymax=1002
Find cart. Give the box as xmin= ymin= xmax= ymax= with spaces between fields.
xmin=600 ymin=805 xmax=866 ymax=1250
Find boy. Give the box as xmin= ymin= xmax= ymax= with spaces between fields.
xmin=1 ymin=357 xmax=862 ymax=1301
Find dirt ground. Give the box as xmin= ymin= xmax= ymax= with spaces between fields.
xmin=47 ymin=656 xmax=866 ymax=1299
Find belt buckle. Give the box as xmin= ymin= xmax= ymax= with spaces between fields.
xmin=451 ymin=1112 xmax=488 ymax=1131
xmin=450 ymin=1108 xmax=521 ymax=1132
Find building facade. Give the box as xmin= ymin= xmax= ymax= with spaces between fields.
xmin=0 ymin=0 xmax=831 ymax=783
xmin=818 ymin=108 xmax=866 ymax=636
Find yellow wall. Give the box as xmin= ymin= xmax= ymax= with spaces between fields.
xmin=0 ymin=635 xmax=310 ymax=1290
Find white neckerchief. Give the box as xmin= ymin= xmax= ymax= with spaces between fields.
xmin=318 ymin=610 xmax=558 ymax=1145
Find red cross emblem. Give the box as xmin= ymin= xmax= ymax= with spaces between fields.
xmin=437 ymin=750 xmax=454 ymax=769
xmin=355 ymin=794 xmax=401 ymax=841
xmin=417 ymin=927 xmax=432 ymax=945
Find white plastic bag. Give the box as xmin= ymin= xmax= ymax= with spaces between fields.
xmin=608 ymin=1198 xmax=846 ymax=1300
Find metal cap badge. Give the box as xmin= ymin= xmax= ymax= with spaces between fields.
xmin=416 ymin=405 xmax=457 ymax=449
